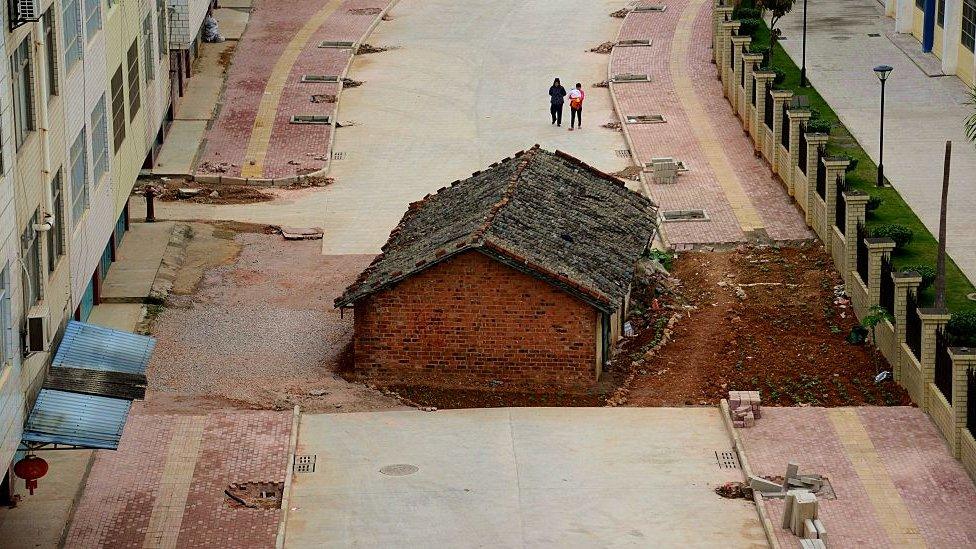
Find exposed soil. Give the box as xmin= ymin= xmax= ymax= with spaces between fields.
xmin=311 ymin=94 xmax=337 ymax=103
xmin=349 ymin=7 xmax=382 ymax=15
xmin=385 ymin=384 xmax=606 ymax=409
xmin=593 ymin=79 xmax=610 ymax=88
xmin=357 ymin=43 xmax=388 ymax=54
xmin=602 ymin=121 xmax=622 ymax=131
xmin=610 ymin=165 xmax=641 ymax=181
xmin=218 ymin=44 xmax=236 ymax=71
xmin=151 ymin=178 xmax=273 ymax=205
xmin=342 ymin=78 xmax=363 ymax=88
xmin=610 ymin=8 xmax=630 ymax=18
xmin=619 ymin=245 xmax=912 ymax=407
xmin=589 ymin=41 xmax=614 ymax=54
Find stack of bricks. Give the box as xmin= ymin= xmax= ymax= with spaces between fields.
xmin=729 ymin=391 xmax=762 ymax=427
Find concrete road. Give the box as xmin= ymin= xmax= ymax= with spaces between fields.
xmin=777 ymin=0 xmax=976 ymax=283
xmin=155 ymin=0 xmax=634 ymax=253
xmin=282 ymin=407 xmax=767 ymax=548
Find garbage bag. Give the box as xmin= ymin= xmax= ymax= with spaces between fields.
xmin=202 ymin=15 xmax=225 ymax=43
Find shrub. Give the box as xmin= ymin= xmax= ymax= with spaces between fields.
xmin=866 ymin=195 xmax=883 ymax=215
xmin=947 ymin=311 xmax=976 ymax=347
xmin=734 ymin=6 xmax=763 ymax=19
xmin=806 ymin=118 xmax=831 ymax=134
xmin=901 ymin=264 xmax=936 ymax=291
xmin=869 ymin=223 xmax=913 ymax=249
xmin=834 ymin=152 xmax=859 ymax=173
xmin=738 ymin=18 xmax=762 ymax=37
xmin=749 ymin=44 xmax=769 ymax=56
xmin=771 ymin=67 xmax=786 ymax=85
xmin=808 ymin=106 xmax=823 ymax=120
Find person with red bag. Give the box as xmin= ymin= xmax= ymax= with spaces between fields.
xmin=568 ymin=83 xmax=584 ymax=131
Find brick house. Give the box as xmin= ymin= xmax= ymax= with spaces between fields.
xmin=335 ymin=146 xmax=658 ymax=389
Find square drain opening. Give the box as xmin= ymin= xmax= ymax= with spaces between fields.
xmin=715 ymin=450 xmax=739 ymax=469
xmin=626 ymin=114 xmax=665 ymax=124
xmin=613 ymin=73 xmax=650 ymax=83
xmin=663 ymin=209 xmax=709 ymax=222
xmin=867 ymin=33 xmax=881 ymax=37
xmin=617 ymin=39 xmax=652 ymax=47
xmin=319 ymin=40 xmax=354 ymax=49
xmin=615 ymin=149 xmax=632 ymax=158
xmin=633 ymin=4 xmax=667 ymax=12
xmin=293 ymin=454 xmax=317 ymax=473
xmin=291 ymin=115 xmax=331 ymax=125
xmin=332 ymin=151 xmax=345 ymax=160
xmin=301 ymin=75 xmax=339 ymax=83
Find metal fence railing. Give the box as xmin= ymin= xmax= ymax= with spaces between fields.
xmin=815 ymin=147 xmax=826 ymax=199
xmin=781 ymin=103 xmax=790 ymax=149
xmin=856 ymin=222 xmax=869 ymax=286
xmin=935 ymin=327 xmax=953 ymax=403
xmin=798 ymin=124 xmax=808 ymax=175
xmin=968 ymin=367 xmax=976 ymax=435
xmin=764 ymin=86 xmax=774 ymax=129
xmin=880 ymin=253 xmax=894 ymax=319
xmin=906 ymin=290 xmax=922 ymax=360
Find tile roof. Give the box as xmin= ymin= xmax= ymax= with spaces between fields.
xmin=335 ymin=146 xmax=658 ymax=312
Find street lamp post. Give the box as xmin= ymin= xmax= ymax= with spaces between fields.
xmin=874 ymin=65 xmax=893 ymax=188
xmin=800 ymin=0 xmax=809 ymax=87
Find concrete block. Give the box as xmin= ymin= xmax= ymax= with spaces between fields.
xmin=814 ymin=519 xmax=827 ymax=545
xmin=744 ymin=411 xmax=755 ymax=427
xmin=782 ymin=491 xmax=796 ymax=529
xmin=803 ymin=518 xmax=817 ymax=539
xmin=791 ymin=491 xmax=818 ymax=536
xmin=783 ymin=463 xmax=799 ymax=490
xmin=749 ymin=476 xmax=783 ymax=493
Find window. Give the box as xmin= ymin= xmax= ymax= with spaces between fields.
xmin=965 ymin=0 xmax=976 ymax=52
xmin=111 ymin=67 xmax=125 ymax=152
xmin=157 ymin=0 xmax=168 ymax=60
xmin=70 ymin=129 xmax=88 ymax=228
xmin=143 ymin=14 xmax=155 ymax=81
xmin=43 ymin=9 xmax=59 ymax=97
xmin=915 ymin=0 xmax=924 ymax=8
xmin=62 ymin=0 xmax=82 ymax=72
xmin=85 ymin=0 xmax=101 ymax=41
xmin=938 ymin=0 xmax=946 ymax=27
xmin=22 ymin=211 xmax=42 ymax=310
xmin=48 ymin=171 xmax=65 ymax=273
xmin=0 ymin=266 xmax=11 ymax=367
xmin=11 ymin=36 xmax=35 ymax=150
xmin=126 ymin=40 xmax=141 ymax=120
xmin=90 ymin=96 xmax=108 ymax=184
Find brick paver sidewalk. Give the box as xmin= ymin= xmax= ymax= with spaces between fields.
xmin=739 ymin=407 xmax=976 ymax=547
xmin=64 ymin=405 xmax=292 ymax=548
xmin=611 ymin=0 xmax=811 ymax=247
xmin=195 ymin=0 xmax=394 ymax=180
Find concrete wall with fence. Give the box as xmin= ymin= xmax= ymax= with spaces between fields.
xmin=711 ymin=0 xmax=976 ymax=484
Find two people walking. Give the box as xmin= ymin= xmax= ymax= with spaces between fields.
xmin=548 ymin=78 xmax=584 ymax=130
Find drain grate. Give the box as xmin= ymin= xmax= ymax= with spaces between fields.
xmin=715 ymin=450 xmax=739 ymax=469
xmin=663 ymin=209 xmax=708 ymax=222
xmin=617 ymin=39 xmax=652 ymax=47
xmin=332 ymin=151 xmax=345 ymax=160
xmin=294 ymin=454 xmax=317 ymax=473
xmin=301 ymin=74 xmax=339 ymax=83
xmin=626 ymin=114 xmax=665 ymax=124
xmin=633 ymin=4 xmax=667 ymax=12
xmin=319 ymin=40 xmax=355 ymax=49
xmin=615 ymin=149 xmax=632 ymax=158
xmin=867 ymin=33 xmax=881 ymax=37
xmin=291 ymin=115 xmax=331 ymax=125
xmin=613 ymin=73 xmax=650 ymax=83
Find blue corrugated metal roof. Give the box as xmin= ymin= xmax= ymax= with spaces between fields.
xmin=22 ymin=389 xmax=133 ymax=450
xmin=52 ymin=320 xmax=156 ymax=375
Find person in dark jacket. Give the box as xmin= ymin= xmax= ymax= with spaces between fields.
xmin=549 ymin=78 xmax=567 ymax=126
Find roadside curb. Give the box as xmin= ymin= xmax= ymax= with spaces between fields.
xmin=719 ymin=399 xmax=781 ymax=549
xmin=56 ymin=450 xmax=96 ymax=549
xmin=275 ymin=405 xmax=302 ymax=549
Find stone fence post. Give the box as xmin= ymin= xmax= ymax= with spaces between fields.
xmin=714 ymin=6 xmax=734 ymax=63
xmin=720 ymin=21 xmax=740 ymax=88
xmin=770 ymin=90 xmax=793 ymax=174
xmin=753 ymin=72 xmax=775 ymax=152
xmin=891 ymin=271 xmax=922 ymax=382
xmin=730 ymin=36 xmax=751 ymax=114
xmin=949 ymin=347 xmax=976 ymax=458
xmin=865 ymin=238 xmax=896 ymax=307
xmin=919 ymin=308 xmax=952 ymax=412
xmin=823 ymin=157 xmax=850 ymax=232
xmin=784 ymin=109 xmax=811 ymax=196
xmin=841 ymin=190 xmax=868 ymax=287
xmin=741 ymin=53 xmax=763 ymax=125
xmin=803 ymin=133 xmax=829 ymax=223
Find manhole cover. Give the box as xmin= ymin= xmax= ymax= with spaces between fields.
xmin=715 ymin=450 xmax=739 ymax=469
xmin=613 ymin=73 xmax=650 ymax=83
xmin=379 ymin=464 xmax=419 ymax=476
xmin=617 ymin=39 xmax=652 ymax=47
xmin=301 ymin=74 xmax=339 ymax=83
xmin=291 ymin=115 xmax=331 ymax=125
xmin=319 ymin=40 xmax=354 ymax=49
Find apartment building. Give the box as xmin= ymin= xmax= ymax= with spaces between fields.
xmin=887 ymin=0 xmax=976 ymax=86
xmin=0 ymin=0 xmax=171 ymax=491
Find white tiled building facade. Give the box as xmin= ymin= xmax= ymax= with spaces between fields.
xmin=0 ymin=0 xmax=174 ymax=488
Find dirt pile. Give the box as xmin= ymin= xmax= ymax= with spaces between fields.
xmin=610 ymin=166 xmax=641 ymax=181
xmin=610 ymin=8 xmax=630 ymax=18
xmin=589 ymin=41 xmax=614 ymax=54
xmin=342 ymin=78 xmax=363 ymax=88
xmin=357 ymin=43 xmax=388 ymax=54
xmin=149 ymin=178 xmax=272 ymax=205
xmin=602 ymin=121 xmax=622 ymax=131
xmin=620 ymin=246 xmax=911 ymax=407
xmin=593 ymin=79 xmax=610 ymax=88
xmin=311 ymin=94 xmax=337 ymax=103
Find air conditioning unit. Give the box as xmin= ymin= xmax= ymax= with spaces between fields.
xmin=10 ymin=0 xmax=41 ymax=29
xmin=25 ymin=307 xmax=50 ymax=354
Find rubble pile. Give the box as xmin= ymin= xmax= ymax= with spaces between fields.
xmin=610 ymin=8 xmax=630 ymax=18
xmin=589 ymin=41 xmax=615 ymax=54
xmin=342 ymin=78 xmax=363 ymax=88
xmin=610 ymin=166 xmax=641 ymax=181
xmin=357 ymin=43 xmax=388 ymax=54
xmin=602 ymin=121 xmax=622 ymax=131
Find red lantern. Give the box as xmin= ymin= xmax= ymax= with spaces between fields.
xmin=13 ymin=454 xmax=48 ymax=495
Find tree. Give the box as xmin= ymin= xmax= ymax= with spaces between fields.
xmin=757 ymin=0 xmax=796 ymax=61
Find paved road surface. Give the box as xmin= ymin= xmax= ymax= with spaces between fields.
xmin=283 ymin=407 xmax=766 ymax=548
xmin=157 ymin=0 xmax=634 ymax=254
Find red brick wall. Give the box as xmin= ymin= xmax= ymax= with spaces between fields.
xmin=352 ymin=250 xmax=599 ymax=389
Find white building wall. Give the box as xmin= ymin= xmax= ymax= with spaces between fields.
xmin=169 ymin=0 xmax=210 ymax=50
